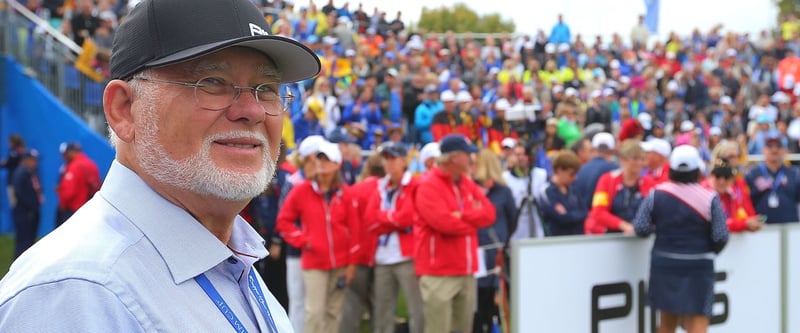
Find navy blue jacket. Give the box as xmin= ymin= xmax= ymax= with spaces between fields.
xmin=540 ymin=182 xmax=587 ymax=236
xmin=573 ymin=157 xmax=618 ymax=210
xmin=478 ymin=182 xmax=516 ymax=288
xmin=11 ymin=165 xmax=40 ymax=211
xmin=634 ymin=185 xmax=728 ymax=255
xmin=745 ymin=164 xmax=800 ymax=224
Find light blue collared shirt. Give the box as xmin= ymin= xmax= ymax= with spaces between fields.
xmin=0 ymin=160 xmax=292 ymax=332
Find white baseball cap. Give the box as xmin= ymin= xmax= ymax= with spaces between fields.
xmin=641 ymin=138 xmax=671 ymax=158
xmin=420 ymin=142 xmax=441 ymax=162
xmin=591 ymin=132 xmax=616 ymax=150
xmin=495 ymin=98 xmax=511 ymax=110
xmin=440 ymin=90 xmax=456 ymax=102
xmin=456 ymin=90 xmax=472 ymax=103
xmin=298 ymin=135 xmax=327 ymax=157
xmin=670 ymin=145 xmax=703 ymax=172
xmin=772 ymin=91 xmax=791 ymax=104
xmin=637 ymin=112 xmax=652 ymax=130
xmin=680 ymin=120 xmax=695 ymax=132
xmin=501 ymin=137 xmax=517 ymax=149
xmin=316 ymin=141 xmax=342 ymax=164
xmin=719 ymin=95 xmax=733 ymax=105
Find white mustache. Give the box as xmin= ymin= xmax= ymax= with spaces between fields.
xmin=205 ymin=131 xmax=268 ymax=147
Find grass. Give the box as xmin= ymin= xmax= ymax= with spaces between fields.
xmin=0 ymin=234 xmax=14 ymax=278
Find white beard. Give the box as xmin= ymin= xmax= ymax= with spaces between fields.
xmin=134 ymin=99 xmax=275 ymax=201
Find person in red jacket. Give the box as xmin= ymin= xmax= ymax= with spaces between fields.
xmin=414 ymin=134 xmax=496 ymax=333
xmin=431 ymin=91 xmax=469 ymax=142
xmin=275 ymin=142 xmax=359 ymax=333
xmin=365 ymin=142 xmax=424 ymax=333
xmin=586 ymin=139 xmax=655 ymax=234
xmin=641 ymin=138 xmax=672 ymax=185
xmin=339 ymin=153 xmax=385 ymax=333
xmin=703 ymin=158 xmax=764 ymax=232
xmin=56 ymin=142 xmax=100 ymax=227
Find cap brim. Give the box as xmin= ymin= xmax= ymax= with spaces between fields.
xmin=145 ymin=36 xmax=320 ymax=83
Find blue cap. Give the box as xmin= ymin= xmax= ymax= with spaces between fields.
xmin=59 ymin=141 xmax=81 ymax=154
xmin=439 ymin=134 xmax=478 ymax=154
xmin=765 ymin=130 xmax=787 ymax=147
xmin=756 ymin=113 xmax=773 ymax=124
xmin=378 ymin=142 xmax=409 ymax=157
xmin=327 ymin=127 xmax=356 ymax=144
xmin=305 ymin=35 xmax=320 ymax=44
xmin=22 ymin=149 xmax=39 ymax=159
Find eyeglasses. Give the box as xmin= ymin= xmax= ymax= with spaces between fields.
xmin=133 ymin=76 xmax=294 ymax=116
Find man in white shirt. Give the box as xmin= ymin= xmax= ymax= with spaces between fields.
xmin=502 ymin=142 xmax=548 ymax=240
xmin=0 ymin=0 xmax=320 ymax=331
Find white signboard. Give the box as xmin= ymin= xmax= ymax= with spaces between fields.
xmin=788 ymin=226 xmax=800 ymax=333
xmin=512 ymin=229 xmax=782 ymax=333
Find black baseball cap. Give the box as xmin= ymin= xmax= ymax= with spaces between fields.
xmin=110 ymin=0 xmax=321 ymax=82
xmin=711 ymin=158 xmax=736 ymax=179
xmin=440 ymin=134 xmax=478 ymax=154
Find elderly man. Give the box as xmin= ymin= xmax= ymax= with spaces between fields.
xmin=414 ymin=134 xmax=496 ymax=333
xmin=0 ymin=0 xmax=320 ymax=331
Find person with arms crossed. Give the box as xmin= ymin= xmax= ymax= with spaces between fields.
xmin=414 ymin=134 xmax=496 ymax=333
xmin=0 ymin=0 xmax=321 ymax=331
xmin=539 ymin=150 xmax=587 ymax=236
xmin=365 ymin=142 xmax=424 ymax=333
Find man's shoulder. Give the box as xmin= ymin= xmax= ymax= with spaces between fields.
xmin=0 ymin=202 xmax=147 ymax=302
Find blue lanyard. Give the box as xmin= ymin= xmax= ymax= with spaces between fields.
xmin=760 ymin=163 xmax=784 ymax=193
xmin=195 ymin=270 xmax=279 ymax=333
xmin=247 ymin=270 xmax=279 ymax=333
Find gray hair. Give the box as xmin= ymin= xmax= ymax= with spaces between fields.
xmin=107 ymin=69 xmax=153 ymax=148
xmin=435 ymin=152 xmax=453 ymax=165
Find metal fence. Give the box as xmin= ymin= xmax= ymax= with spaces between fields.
xmin=0 ymin=0 xmax=107 ymax=135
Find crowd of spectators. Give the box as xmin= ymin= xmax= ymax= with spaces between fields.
xmin=12 ymin=0 xmax=800 ymax=331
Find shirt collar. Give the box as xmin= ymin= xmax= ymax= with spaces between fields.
xmin=100 ymin=160 xmax=267 ymax=284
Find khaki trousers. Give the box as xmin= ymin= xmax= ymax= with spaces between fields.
xmin=419 ymin=275 xmax=476 ymax=333
xmin=302 ymin=268 xmax=345 ymax=333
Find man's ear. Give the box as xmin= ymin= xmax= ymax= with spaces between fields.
xmin=103 ymin=80 xmax=135 ymax=143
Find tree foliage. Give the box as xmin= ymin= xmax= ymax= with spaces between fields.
xmin=777 ymin=0 xmax=800 ymax=17
xmin=416 ymin=3 xmax=515 ymax=33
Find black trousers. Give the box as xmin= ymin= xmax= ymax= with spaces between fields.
xmin=473 ymin=286 xmax=499 ymax=333
xmin=255 ymin=255 xmax=288 ymax=311
xmin=13 ymin=208 xmax=39 ymax=258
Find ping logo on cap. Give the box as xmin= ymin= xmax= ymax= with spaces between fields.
xmin=249 ymin=23 xmax=269 ymax=36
